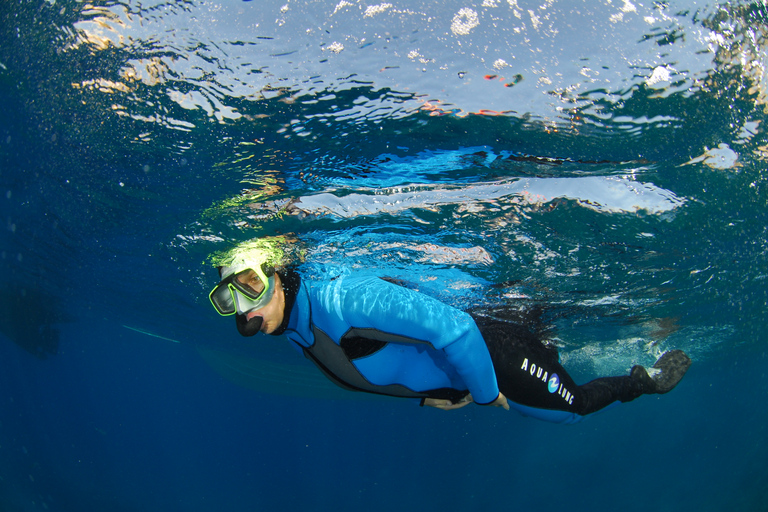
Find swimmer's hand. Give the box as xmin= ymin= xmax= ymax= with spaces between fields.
xmin=489 ymin=392 xmax=510 ymax=410
xmin=422 ymin=392 xmax=509 ymax=411
xmin=422 ymin=394 xmax=474 ymax=410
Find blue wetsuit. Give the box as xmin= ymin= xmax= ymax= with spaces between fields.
xmin=277 ymin=271 xmax=648 ymax=424
xmin=282 ymin=273 xmax=500 ymax=405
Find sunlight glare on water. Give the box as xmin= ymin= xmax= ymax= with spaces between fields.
xmin=1 ymin=0 xmax=767 ymax=371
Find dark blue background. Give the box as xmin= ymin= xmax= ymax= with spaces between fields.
xmin=2 ymin=319 xmax=766 ymax=512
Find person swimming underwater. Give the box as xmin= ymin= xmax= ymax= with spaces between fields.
xmin=208 ymin=238 xmax=691 ymax=424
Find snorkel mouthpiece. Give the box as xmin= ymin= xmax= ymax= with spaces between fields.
xmin=236 ymin=313 xmax=263 ymax=337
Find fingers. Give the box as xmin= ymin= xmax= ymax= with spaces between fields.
xmin=490 ymin=392 xmax=510 ymax=410
xmin=422 ymin=393 xmax=509 ymax=411
xmin=423 ymin=398 xmax=451 ymax=409
xmin=423 ymin=397 xmax=473 ymax=410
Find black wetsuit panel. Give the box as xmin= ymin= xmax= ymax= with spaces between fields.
xmin=473 ymin=314 xmax=645 ymax=416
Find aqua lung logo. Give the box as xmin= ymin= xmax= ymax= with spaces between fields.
xmin=521 ymin=358 xmax=574 ymax=405
xmin=548 ymin=374 xmax=560 ymax=393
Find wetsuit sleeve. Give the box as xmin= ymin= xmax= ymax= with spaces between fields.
xmin=332 ymin=276 xmax=500 ymax=404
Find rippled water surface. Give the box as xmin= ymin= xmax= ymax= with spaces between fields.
xmin=1 ymin=1 xmax=767 ymax=511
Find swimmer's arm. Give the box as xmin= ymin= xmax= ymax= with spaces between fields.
xmin=422 ymin=392 xmax=509 ymax=411
xmin=336 ymin=276 xmax=501 ymax=404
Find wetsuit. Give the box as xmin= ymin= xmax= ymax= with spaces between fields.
xmin=274 ymin=271 xmax=646 ymax=424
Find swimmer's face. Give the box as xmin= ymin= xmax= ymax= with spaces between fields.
xmin=244 ymin=272 xmax=285 ymax=334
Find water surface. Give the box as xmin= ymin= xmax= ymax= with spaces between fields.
xmin=1 ymin=1 xmax=767 ymax=511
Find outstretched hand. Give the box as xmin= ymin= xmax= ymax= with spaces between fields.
xmin=423 ymin=394 xmax=474 ymax=410
xmin=422 ymin=392 xmax=510 ymax=411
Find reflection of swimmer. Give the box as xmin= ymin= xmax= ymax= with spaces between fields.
xmin=0 ymin=284 xmax=65 ymax=359
xmin=275 ymin=176 xmax=684 ymax=221
xmin=208 ymin=239 xmax=691 ymax=423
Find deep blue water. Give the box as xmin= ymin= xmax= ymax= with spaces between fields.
xmin=1 ymin=0 xmax=768 ymax=511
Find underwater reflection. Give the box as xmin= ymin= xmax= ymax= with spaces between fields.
xmin=60 ymin=0 xmax=768 ymax=133
xmin=261 ymin=175 xmax=685 ymax=221
xmin=196 ymin=345 xmax=387 ymax=401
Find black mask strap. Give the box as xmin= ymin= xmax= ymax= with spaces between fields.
xmin=269 ymin=268 xmax=301 ymax=336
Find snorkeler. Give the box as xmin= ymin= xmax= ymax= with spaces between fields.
xmin=208 ymin=239 xmax=691 ymax=424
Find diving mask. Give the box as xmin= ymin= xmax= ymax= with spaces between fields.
xmin=209 ymin=264 xmax=275 ymax=316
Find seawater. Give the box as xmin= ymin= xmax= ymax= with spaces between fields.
xmin=1 ymin=1 xmax=767 ymax=511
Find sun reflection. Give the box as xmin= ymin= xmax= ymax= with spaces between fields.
xmin=71 ymin=78 xmax=132 ymax=94
xmin=68 ymin=4 xmax=132 ymax=51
